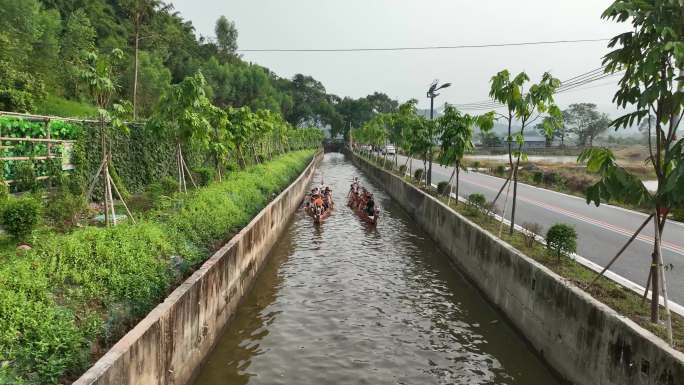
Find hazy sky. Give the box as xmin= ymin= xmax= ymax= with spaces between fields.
xmin=170 ymin=0 xmax=628 ymax=115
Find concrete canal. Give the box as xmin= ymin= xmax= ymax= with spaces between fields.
xmin=192 ymin=153 xmax=562 ymax=385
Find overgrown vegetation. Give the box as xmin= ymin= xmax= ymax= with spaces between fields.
xmin=0 ymin=150 xmax=315 ymax=384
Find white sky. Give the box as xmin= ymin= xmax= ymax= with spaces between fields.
xmin=169 ymin=0 xmax=628 ymax=116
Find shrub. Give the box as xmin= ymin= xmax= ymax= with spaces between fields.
xmin=467 ymin=193 xmax=486 ymax=208
xmin=193 ymin=167 xmax=215 ymax=187
xmin=149 ymin=176 xmax=179 ymax=197
xmin=0 ymin=182 xmax=8 ymax=201
xmin=44 ymin=191 xmax=85 ymax=232
xmin=398 ymin=165 xmax=407 ymax=175
xmin=522 ymin=222 xmax=542 ymax=248
xmin=673 ymin=207 xmax=684 ymax=222
xmin=495 ymin=165 xmax=506 ymax=175
xmin=414 ymin=168 xmax=424 ymax=182
xmin=546 ymin=223 xmax=577 ymax=262
xmin=532 ymin=171 xmax=544 ymax=184
xmin=471 ymin=161 xmax=481 ymax=169
xmin=437 ymin=181 xmax=450 ymax=195
xmin=465 ymin=193 xmax=487 ymax=217
xmin=15 ymin=161 xmax=39 ymax=193
xmin=543 ymin=172 xmax=559 ymax=185
xmin=0 ymin=197 xmax=41 ymax=240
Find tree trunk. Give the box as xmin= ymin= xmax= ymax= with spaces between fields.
xmin=455 ymin=163 xmax=460 ymax=206
xmin=509 ymin=158 xmax=520 ymax=235
xmin=650 ymin=215 xmax=662 ymax=323
xmin=133 ymin=26 xmax=140 ymax=120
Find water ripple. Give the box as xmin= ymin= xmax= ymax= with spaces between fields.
xmin=193 ymin=153 xmax=560 ymax=385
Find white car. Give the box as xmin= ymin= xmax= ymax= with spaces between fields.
xmin=383 ymin=145 xmax=396 ymax=155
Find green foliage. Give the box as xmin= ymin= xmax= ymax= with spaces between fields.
xmin=193 ymin=167 xmax=215 ymax=187
xmin=495 ymin=165 xmax=506 ymax=175
xmin=533 ymin=171 xmax=543 ymax=184
xmin=215 ymin=16 xmax=238 ymax=56
xmin=467 ymin=193 xmax=486 ymax=208
xmin=0 ymin=150 xmax=314 ymax=384
xmin=44 ymin=191 xmax=85 ymax=232
xmin=563 ymin=103 xmax=611 ymax=147
xmin=546 ymin=223 xmax=578 ymax=261
xmin=35 ymin=95 xmax=97 ymax=117
xmin=578 ymin=147 xmax=652 ymax=207
xmin=398 ymin=165 xmax=407 ymax=175
xmin=413 ymin=168 xmax=424 ymax=181
xmin=14 ymin=162 xmax=39 ymax=193
xmin=0 ymin=196 xmax=40 ymax=240
xmin=437 ymin=181 xmax=450 ymax=195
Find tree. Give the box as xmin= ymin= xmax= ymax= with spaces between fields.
xmin=61 ymin=8 xmax=96 ymax=99
xmin=535 ymin=114 xmax=564 ymax=147
xmin=153 ymin=71 xmax=216 ymax=191
xmin=437 ymin=104 xmax=494 ymax=204
xmin=564 ymin=103 xmax=610 ymax=147
xmin=489 ymin=70 xmax=561 ymax=235
xmin=80 ymin=48 xmax=135 ymax=226
xmin=580 ymin=0 xmax=684 ymax=338
xmin=479 ymin=131 xmax=501 ymax=147
xmin=121 ymin=0 xmax=161 ymax=119
xmin=215 ymin=16 xmax=238 ymax=57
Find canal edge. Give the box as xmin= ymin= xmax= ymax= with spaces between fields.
xmin=346 ymin=149 xmax=684 ymax=385
xmin=73 ymin=150 xmax=324 ymax=385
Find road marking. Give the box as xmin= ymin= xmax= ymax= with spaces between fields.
xmin=459 ymin=175 xmax=684 ymax=256
xmin=418 ymin=154 xmax=684 ymax=230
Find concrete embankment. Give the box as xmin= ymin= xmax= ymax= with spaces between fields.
xmin=348 ymin=150 xmax=684 ymax=385
xmin=74 ymin=152 xmax=322 ymax=385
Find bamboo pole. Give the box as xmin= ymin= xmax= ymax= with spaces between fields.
xmin=108 ymin=173 xmax=135 ymax=224
xmin=654 ymin=215 xmax=673 ymax=345
xmin=585 ymin=214 xmax=653 ymax=290
xmin=498 ymin=179 xmax=512 ymax=238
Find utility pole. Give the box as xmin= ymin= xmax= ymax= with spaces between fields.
xmin=426 ymin=81 xmax=451 ymax=186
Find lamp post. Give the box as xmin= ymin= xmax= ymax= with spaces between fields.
xmin=426 ymin=81 xmax=451 ymax=186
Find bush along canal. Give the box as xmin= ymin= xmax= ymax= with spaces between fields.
xmin=0 ymin=150 xmax=318 ymax=385
xmin=192 ymin=153 xmax=561 ymax=385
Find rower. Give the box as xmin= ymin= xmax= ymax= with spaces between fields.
xmin=365 ymin=193 xmax=376 ymax=216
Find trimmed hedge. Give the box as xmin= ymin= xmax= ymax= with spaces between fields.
xmin=0 ymin=150 xmax=315 ymax=385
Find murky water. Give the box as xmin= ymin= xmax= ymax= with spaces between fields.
xmin=192 ymin=153 xmax=562 ymax=385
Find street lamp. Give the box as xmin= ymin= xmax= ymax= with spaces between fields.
xmin=426 ymin=81 xmax=451 ymax=186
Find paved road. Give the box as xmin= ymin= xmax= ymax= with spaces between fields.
xmin=393 ymin=154 xmax=684 ymax=304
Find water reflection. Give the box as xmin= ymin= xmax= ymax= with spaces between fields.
xmin=193 ymin=153 xmax=561 ymax=385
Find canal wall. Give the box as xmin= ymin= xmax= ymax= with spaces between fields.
xmin=348 ymin=150 xmax=684 ymax=385
xmin=74 ymin=152 xmax=323 ymax=385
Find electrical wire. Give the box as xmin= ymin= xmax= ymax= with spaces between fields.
xmin=238 ymin=38 xmax=611 ymax=53
xmin=452 ymin=66 xmax=624 ymax=111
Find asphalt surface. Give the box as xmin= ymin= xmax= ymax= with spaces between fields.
xmin=392 ymin=154 xmax=684 ymax=304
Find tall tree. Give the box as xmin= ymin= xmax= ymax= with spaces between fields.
xmin=564 ymin=103 xmax=610 ymax=147
xmin=61 ymin=8 xmax=96 ymax=99
xmin=215 ymin=15 xmax=238 ymax=57
xmin=490 ymin=70 xmax=561 ymax=234
xmin=438 ymin=105 xmax=494 ymax=203
xmin=580 ymin=0 xmax=684 ymax=337
xmin=121 ymin=0 xmax=161 ymax=119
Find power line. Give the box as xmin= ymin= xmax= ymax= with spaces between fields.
xmin=238 ymin=38 xmax=611 ymax=53
xmin=452 ymin=67 xmax=624 ymax=111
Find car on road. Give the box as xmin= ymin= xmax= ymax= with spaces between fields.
xmin=382 ymin=145 xmax=396 ymax=155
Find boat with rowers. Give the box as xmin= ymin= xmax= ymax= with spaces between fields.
xmin=303 ymin=183 xmax=334 ymax=224
xmin=347 ymin=177 xmax=380 ymax=225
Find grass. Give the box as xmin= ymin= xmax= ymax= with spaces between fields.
xmin=34 ymin=95 xmax=98 ymax=118
xmin=0 ymin=150 xmax=315 ymax=385
xmin=360 ymin=151 xmax=684 ymax=352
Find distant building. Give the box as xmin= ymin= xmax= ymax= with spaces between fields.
xmin=475 ymin=135 xmax=550 ymax=149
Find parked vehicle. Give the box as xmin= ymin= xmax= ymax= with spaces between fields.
xmin=383 ymin=145 xmax=396 ymax=155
